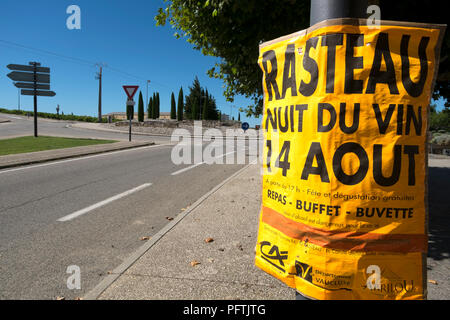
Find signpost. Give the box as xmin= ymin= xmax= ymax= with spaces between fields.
xmin=123 ymin=85 xmax=139 ymax=142
xmin=20 ymin=90 xmax=56 ymax=97
xmin=7 ymin=62 xmax=56 ymax=137
xmin=14 ymin=82 xmax=50 ymax=90
xmin=123 ymin=85 xmax=139 ymax=100
xmin=7 ymin=64 xmax=50 ymax=73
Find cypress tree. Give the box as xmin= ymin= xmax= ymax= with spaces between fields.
xmin=156 ymin=92 xmax=160 ymax=119
xmin=185 ymin=77 xmax=202 ymax=119
xmin=170 ymin=92 xmax=176 ymax=119
xmin=138 ymin=91 xmax=144 ymax=122
xmin=192 ymin=103 xmax=197 ymax=120
xmin=202 ymin=93 xmax=208 ymax=120
xmin=148 ymin=96 xmax=153 ymax=119
xmin=177 ymin=87 xmax=184 ymax=121
xmin=152 ymin=93 xmax=157 ymax=119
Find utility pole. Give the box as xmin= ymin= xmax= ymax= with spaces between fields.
xmin=18 ymin=88 xmax=20 ymax=111
xmin=294 ymin=0 xmax=369 ymax=301
xmin=146 ymin=80 xmax=151 ymax=109
xmin=95 ymin=63 xmax=106 ymax=123
xmin=97 ymin=66 xmax=102 ymax=123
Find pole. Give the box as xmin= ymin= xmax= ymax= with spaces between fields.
xmin=18 ymin=88 xmax=20 ymax=111
xmin=98 ymin=66 xmax=102 ymax=123
xmin=129 ymin=116 xmax=132 ymax=142
xmin=310 ymin=0 xmax=368 ymax=25
xmin=146 ymin=80 xmax=150 ymax=111
xmin=294 ymin=0 xmax=369 ymax=301
xmin=31 ymin=61 xmax=38 ymax=137
xmin=127 ymin=99 xmax=134 ymax=142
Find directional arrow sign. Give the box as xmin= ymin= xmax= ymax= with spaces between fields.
xmin=7 ymin=71 xmax=50 ymax=83
xmin=21 ymin=89 xmax=56 ymax=97
xmin=14 ymin=82 xmax=50 ymax=90
xmin=122 ymin=85 xmax=139 ymax=100
xmin=7 ymin=64 xmax=50 ymax=73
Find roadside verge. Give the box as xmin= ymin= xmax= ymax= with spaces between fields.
xmin=0 ymin=140 xmax=155 ymax=170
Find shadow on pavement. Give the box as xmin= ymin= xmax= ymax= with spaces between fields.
xmin=427 ymin=166 xmax=450 ymax=264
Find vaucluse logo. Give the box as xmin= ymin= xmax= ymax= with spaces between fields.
xmin=294 ymin=261 xmax=313 ymax=282
xmin=260 ymin=241 xmax=288 ymax=272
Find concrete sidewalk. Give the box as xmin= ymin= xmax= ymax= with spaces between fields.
xmin=0 ymin=140 xmax=155 ymax=169
xmin=86 ymin=158 xmax=450 ymax=300
xmin=89 ymin=164 xmax=295 ymax=300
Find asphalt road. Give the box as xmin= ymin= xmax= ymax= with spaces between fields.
xmin=0 ymin=112 xmax=170 ymax=144
xmin=0 ymin=115 xmax=253 ymax=299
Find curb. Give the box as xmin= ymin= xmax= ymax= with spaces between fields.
xmin=83 ymin=162 xmax=253 ymax=300
xmin=0 ymin=141 xmax=155 ymax=170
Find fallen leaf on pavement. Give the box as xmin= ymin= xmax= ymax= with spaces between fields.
xmin=190 ymin=260 xmax=200 ymax=267
xmin=56 ymin=296 xmax=65 ymax=300
xmin=204 ymin=237 xmax=214 ymax=243
xmin=140 ymin=236 xmax=151 ymax=241
xmin=166 ymin=217 xmax=174 ymax=221
xmin=428 ymin=279 xmax=438 ymax=285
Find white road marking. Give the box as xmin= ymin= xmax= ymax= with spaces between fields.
xmin=170 ymin=151 xmax=236 ymax=176
xmin=0 ymin=143 xmax=172 ymax=175
xmin=171 ymin=162 xmax=204 ymax=176
xmin=57 ymin=183 xmax=152 ymax=222
xmin=214 ymin=151 xmax=236 ymax=159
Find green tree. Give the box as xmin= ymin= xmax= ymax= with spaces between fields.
xmin=430 ymin=107 xmax=450 ymax=132
xmin=170 ymin=92 xmax=177 ymax=119
xmin=156 ymin=0 xmax=450 ymax=116
xmin=138 ymin=91 xmax=144 ymax=122
xmin=148 ymin=96 xmax=153 ymax=119
xmin=156 ymin=92 xmax=160 ymax=119
xmin=185 ymin=77 xmax=202 ymax=119
xmin=202 ymin=92 xmax=209 ymax=120
xmin=177 ymin=87 xmax=184 ymax=121
xmin=152 ymin=92 xmax=157 ymax=119
xmin=206 ymin=92 xmax=220 ymax=120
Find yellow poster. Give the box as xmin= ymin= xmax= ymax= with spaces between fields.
xmin=255 ymin=18 xmax=446 ymax=300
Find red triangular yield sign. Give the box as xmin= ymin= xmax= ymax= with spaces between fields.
xmin=122 ymin=85 xmax=139 ymax=100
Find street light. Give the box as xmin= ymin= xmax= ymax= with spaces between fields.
xmin=146 ymin=80 xmax=151 ymax=108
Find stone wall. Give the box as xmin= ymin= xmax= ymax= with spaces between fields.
xmin=110 ymin=119 xmax=248 ymax=136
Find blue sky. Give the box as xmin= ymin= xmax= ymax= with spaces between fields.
xmin=0 ymin=0 xmax=259 ymax=126
xmin=0 ymin=0 xmax=446 ymax=129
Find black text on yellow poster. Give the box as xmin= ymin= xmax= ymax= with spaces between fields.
xmin=255 ymin=19 xmax=446 ymax=300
